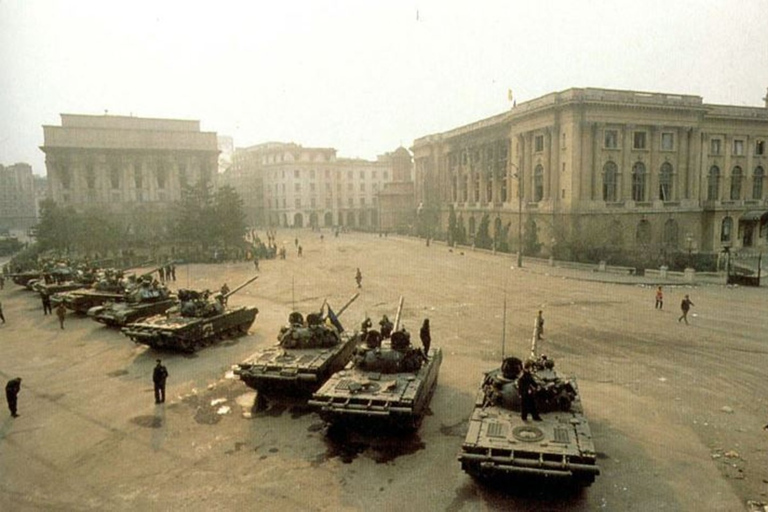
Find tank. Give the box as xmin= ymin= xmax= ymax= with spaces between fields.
xmin=457 ymin=325 xmax=600 ymax=486
xmin=309 ymin=297 xmax=443 ymax=431
xmin=31 ymin=265 xmax=98 ymax=295
xmin=51 ymin=264 xmax=162 ymax=314
xmin=87 ymin=278 xmax=177 ymax=327
xmin=11 ymin=270 xmax=44 ymax=288
xmin=234 ymin=293 xmax=360 ymax=397
xmin=121 ymin=275 xmax=259 ymax=352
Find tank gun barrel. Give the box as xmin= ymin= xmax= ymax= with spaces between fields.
xmin=335 ymin=292 xmax=359 ymax=317
xmin=224 ymin=274 xmax=259 ymax=298
xmin=393 ymin=296 xmax=405 ymax=331
xmin=530 ymin=315 xmax=539 ymax=360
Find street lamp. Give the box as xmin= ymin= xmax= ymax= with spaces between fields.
xmin=510 ymin=162 xmax=523 ymax=267
xmin=685 ymin=233 xmax=694 ymax=269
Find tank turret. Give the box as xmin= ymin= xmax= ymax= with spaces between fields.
xmin=121 ymin=275 xmax=259 ymax=352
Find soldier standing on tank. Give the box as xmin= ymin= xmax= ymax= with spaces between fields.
xmin=518 ymin=361 xmax=542 ymax=421
xmin=153 ymin=359 xmax=169 ymax=404
xmin=355 ymin=268 xmax=362 ymax=288
xmin=5 ymin=377 xmax=21 ymax=417
xmin=361 ymin=317 xmax=372 ymax=340
xmin=420 ymin=318 xmax=431 ymax=358
xmin=55 ymin=302 xmax=66 ymax=329
xmin=379 ymin=314 xmax=393 ymax=338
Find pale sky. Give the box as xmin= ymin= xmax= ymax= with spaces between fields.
xmin=1 ymin=0 xmax=767 ymax=176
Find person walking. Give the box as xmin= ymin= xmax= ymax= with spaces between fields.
xmin=56 ymin=302 xmax=66 ymax=329
xmin=153 ymin=359 xmax=169 ymax=404
xmin=355 ymin=268 xmax=362 ymax=289
xmin=420 ymin=318 xmax=431 ymax=357
xmin=253 ymin=256 xmax=259 ymax=271
xmin=5 ymin=377 xmax=21 ymax=417
xmin=535 ymin=310 xmax=545 ymax=340
xmin=678 ymin=294 xmax=694 ymax=324
xmin=655 ymin=286 xmax=664 ymax=310
xmin=518 ymin=361 xmax=542 ymax=422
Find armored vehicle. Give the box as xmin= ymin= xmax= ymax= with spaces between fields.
xmin=11 ymin=270 xmax=44 ymax=288
xmin=87 ymin=279 xmax=176 ymax=327
xmin=309 ymin=297 xmax=442 ymax=431
xmin=31 ymin=265 xmax=98 ymax=295
xmin=234 ymin=293 xmax=360 ymax=397
xmin=51 ymin=264 xmax=161 ymax=314
xmin=121 ymin=275 xmax=259 ymax=352
xmin=458 ymin=328 xmax=599 ymax=486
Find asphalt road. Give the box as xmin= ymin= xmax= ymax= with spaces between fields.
xmin=1 ymin=231 xmax=767 ymax=511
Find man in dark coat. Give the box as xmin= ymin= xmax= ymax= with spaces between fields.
xmin=517 ymin=361 xmax=542 ymax=421
xmin=41 ymin=292 xmax=53 ymax=315
xmin=678 ymin=294 xmax=695 ymax=324
xmin=6 ymin=377 xmax=22 ymax=417
xmin=420 ymin=318 xmax=431 ymax=357
xmin=153 ymin=359 xmax=169 ymax=404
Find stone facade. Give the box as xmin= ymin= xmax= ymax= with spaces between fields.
xmin=412 ymin=87 xmax=768 ymax=259
xmin=40 ymin=114 xmax=219 ymax=224
xmin=224 ymin=142 xmax=413 ymax=230
xmin=0 ymin=162 xmax=37 ymax=230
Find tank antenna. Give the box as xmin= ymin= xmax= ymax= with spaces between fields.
xmin=292 ymin=276 xmax=295 ymax=311
xmin=501 ymin=291 xmax=507 ymax=361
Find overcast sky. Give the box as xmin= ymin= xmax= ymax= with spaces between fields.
xmin=2 ymin=0 xmax=767 ymax=176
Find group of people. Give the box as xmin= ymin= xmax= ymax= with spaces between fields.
xmin=157 ymin=264 xmax=176 ymax=283
xmin=654 ymin=286 xmax=696 ymax=324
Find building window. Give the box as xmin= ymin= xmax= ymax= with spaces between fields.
xmin=659 ymin=162 xmax=673 ymax=201
xmin=134 ymin=164 xmax=143 ymax=189
xmin=294 ymin=169 xmax=300 ymax=178
xmin=710 ymin=138 xmax=722 ymax=155
xmin=85 ymin=164 xmax=96 ymax=189
xmin=633 ymin=132 xmax=647 ymax=150
xmin=295 ymin=197 xmax=301 ymax=208
xmin=661 ymin=132 xmax=674 ymax=151
xmin=756 ymin=140 xmax=765 ymax=156
xmin=310 ymin=170 xmax=315 ymax=179
xmin=310 ymin=183 xmax=316 ymax=192
xmin=372 ymin=170 xmax=377 ymax=179
xmin=383 ymin=171 xmax=388 ymax=180
xmin=59 ymin=165 xmax=71 ymax=189
xmin=347 ymin=183 xmax=353 ymax=191
xmin=359 ymin=171 xmax=365 ymax=179
xmin=348 ymin=197 xmax=353 ymax=207
xmin=663 ymin=219 xmax=679 ymax=248
xmin=721 ymin=217 xmax=733 ymax=243
xmin=707 ymin=166 xmax=720 ymax=200
xmin=310 ymin=197 xmax=316 ymax=208
xmin=281 ymin=183 xmax=286 ymax=193
xmin=603 ymin=161 xmax=618 ymax=201
xmin=360 ymin=197 xmax=366 ymax=207
xmin=733 ymin=139 xmax=744 ymax=156
xmin=325 ymin=198 xmax=332 ymax=208
xmin=533 ymin=165 xmax=544 ymax=202
xmin=730 ymin=166 xmax=743 ymax=200
xmin=360 ymin=183 xmax=365 ymax=192
xmin=156 ymin=164 xmax=167 ymax=189
xmin=110 ymin=166 xmax=120 ymax=189
xmin=294 ymin=183 xmax=301 ymax=192
xmin=347 ymin=171 xmax=353 ymax=180
xmin=631 ymin=162 xmax=646 ymax=201
xmin=534 ymin=135 xmax=544 ymax=152
xmin=604 ymin=130 xmax=618 ymax=149
xmin=753 ymin=166 xmax=765 ymax=200
xmin=636 ymin=220 xmax=651 ymax=246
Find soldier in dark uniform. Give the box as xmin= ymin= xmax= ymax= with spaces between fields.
xmin=419 ymin=318 xmax=431 ymax=357
xmin=517 ymin=361 xmax=542 ymax=421
xmin=6 ymin=377 xmax=21 ymax=417
xmin=355 ymin=268 xmax=362 ymax=288
xmin=56 ymin=302 xmax=66 ymax=329
xmin=0 ymin=300 xmax=5 ymax=324
xmin=379 ymin=315 xmax=393 ymax=338
xmin=153 ymin=359 xmax=169 ymax=404
xmin=41 ymin=292 xmax=53 ymax=315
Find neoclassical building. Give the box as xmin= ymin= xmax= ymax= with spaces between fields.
xmin=224 ymin=142 xmax=413 ymax=229
xmin=41 ymin=114 xmax=219 ymax=232
xmin=0 ymin=162 xmax=37 ymax=230
xmin=412 ymin=87 xmax=768 ymax=258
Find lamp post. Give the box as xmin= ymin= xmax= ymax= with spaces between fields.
xmin=510 ymin=162 xmax=523 ymax=268
xmin=685 ymin=233 xmax=694 ymax=269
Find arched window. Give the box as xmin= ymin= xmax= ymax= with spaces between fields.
xmin=109 ymin=165 xmax=120 ymax=189
xmin=753 ymin=166 xmax=765 ymax=200
xmin=730 ymin=166 xmax=742 ymax=200
xmin=721 ymin=217 xmax=733 ymax=243
xmin=636 ymin=219 xmax=651 ymax=246
xmin=533 ymin=165 xmax=544 ymax=202
xmin=602 ymin=161 xmax=618 ymax=201
xmin=156 ymin=163 xmax=167 ymax=189
xmin=707 ymin=166 xmax=720 ymax=200
xmin=134 ymin=162 xmax=143 ymax=189
xmin=468 ymin=216 xmax=476 ymax=235
xmin=663 ymin=219 xmax=679 ymax=248
xmin=59 ymin=165 xmax=71 ymax=190
xmin=85 ymin=164 xmax=96 ymax=190
xmin=631 ymin=162 xmax=646 ymax=202
xmin=659 ymin=162 xmax=673 ymax=201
